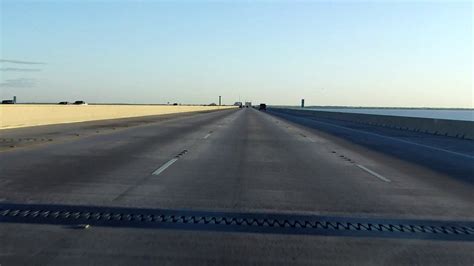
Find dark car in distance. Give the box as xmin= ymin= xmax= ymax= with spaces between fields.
xmin=1 ymin=100 xmax=15 ymax=104
xmin=259 ymin=103 xmax=267 ymax=111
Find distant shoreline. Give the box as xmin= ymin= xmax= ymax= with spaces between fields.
xmin=6 ymin=103 xmax=227 ymax=106
xmin=274 ymin=106 xmax=473 ymax=110
xmin=7 ymin=103 xmax=473 ymax=110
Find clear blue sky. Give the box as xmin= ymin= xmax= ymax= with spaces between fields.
xmin=0 ymin=0 xmax=472 ymax=107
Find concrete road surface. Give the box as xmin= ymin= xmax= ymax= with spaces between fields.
xmin=0 ymin=108 xmax=473 ymax=265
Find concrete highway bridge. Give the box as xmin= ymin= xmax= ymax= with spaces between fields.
xmin=0 ymin=107 xmax=473 ymax=265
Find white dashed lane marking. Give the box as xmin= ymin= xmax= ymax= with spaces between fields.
xmin=356 ymin=164 xmax=391 ymax=183
xmin=152 ymin=158 xmax=179 ymax=176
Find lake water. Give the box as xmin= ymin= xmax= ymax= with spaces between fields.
xmin=298 ymin=108 xmax=474 ymax=121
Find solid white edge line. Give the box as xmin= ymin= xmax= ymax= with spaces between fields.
xmin=287 ymin=114 xmax=474 ymax=160
xmin=152 ymin=158 xmax=179 ymax=176
xmin=356 ymin=164 xmax=391 ymax=183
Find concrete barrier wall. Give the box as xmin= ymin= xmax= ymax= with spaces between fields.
xmin=275 ymin=108 xmax=474 ymax=140
xmin=0 ymin=104 xmax=236 ymax=129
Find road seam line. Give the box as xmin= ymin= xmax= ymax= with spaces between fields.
xmin=356 ymin=164 xmax=391 ymax=182
xmin=152 ymin=158 xmax=179 ymax=176
xmin=203 ymin=133 xmax=212 ymax=139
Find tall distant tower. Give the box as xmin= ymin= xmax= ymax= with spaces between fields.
xmin=219 ymin=96 xmax=222 ymax=106
xmin=13 ymin=96 xmax=17 ymax=103
xmin=301 ymin=99 xmax=305 ymax=108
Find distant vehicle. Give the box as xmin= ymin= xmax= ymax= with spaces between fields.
xmin=234 ymin=102 xmax=243 ymax=108
xmin=58 ymin=101 xmax=69 ymax=105
xmin=1 ymin=100 xmax=15 ymax=104
xmin=245 ymin=102 xmax=252 ymax=108
xmin=172 ymin=103 xmax=178 ymax=106
xmin=208 ymin=103 xmax=217 ymax=106
xmin=73 ymin=101 xmax=87 ymax=105
xmin=259 ymin=103 xmax=267 ymax=111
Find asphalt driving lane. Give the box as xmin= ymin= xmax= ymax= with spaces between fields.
xmin=0 ymin=108 xmax=473 ymax=265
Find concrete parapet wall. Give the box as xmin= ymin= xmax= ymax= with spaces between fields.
xmin=275 ymin=108 xmax=474 ymax=140
xmin=0 ymin=104 xmax=235 ymax=129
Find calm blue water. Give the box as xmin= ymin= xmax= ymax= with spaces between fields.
xmin=299 ymin=108 xmax=474 ymax=121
